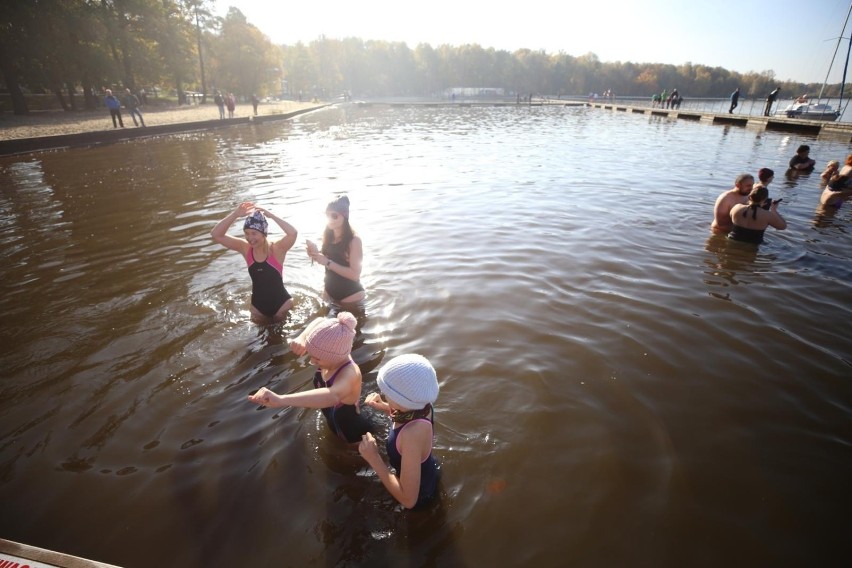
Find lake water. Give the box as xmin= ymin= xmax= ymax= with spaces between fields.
xmin=1 ymin=104 xmax=850 ymax=567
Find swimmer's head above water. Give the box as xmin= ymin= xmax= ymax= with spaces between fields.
xmin=243 ymin=210 xmax=268 ymax=235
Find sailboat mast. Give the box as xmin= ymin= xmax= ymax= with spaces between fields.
xmin=818 ymin=2 xmax=852 ymax=102
xmin=840 ymin=32 xmax=852 ymax=112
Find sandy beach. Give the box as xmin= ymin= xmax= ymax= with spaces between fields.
xmin=0 ymin=99 xmax=322 ymax=141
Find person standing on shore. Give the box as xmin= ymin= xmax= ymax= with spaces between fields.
xmin=226 ymin=93 xmax=236 ymax=119
xmin=104 ymin=89 xmax=124 ymax=128
xmin=712 ymin=173 xmax=754 ymax=234
xmin=251 ymin=94 xmax=259 ymax=116
xmin=211 ymin=202 xmax=298 ymax=324
xmin=729 ymin=88 xmax=740 ymax=113
xmin=123 ymin=88 xmax=145 ymax=127
xmin=305 ymin=195 xmax=365 ymax=307
xmin=214 ymin=91 xmax=225 ymax=119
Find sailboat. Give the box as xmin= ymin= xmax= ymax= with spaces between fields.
xmin=782 ymin=3 xmax=851 ymax=121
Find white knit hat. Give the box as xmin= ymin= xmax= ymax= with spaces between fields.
xmin=376 ymin=354 xmax=439 ymax=410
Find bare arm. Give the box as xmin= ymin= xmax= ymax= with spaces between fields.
xmin=768 ymin=205 xmax=787 ymax=230
xmin=358 ymin=423 xmax=430 ymax=509
xmin=211 ymin=202 xmax=253 ymax=253
xmin=310 ymin=236 xmax=363 ymax=282
xmin=248 ymin=376 xmax=344 ymax=409
xmin=256 ymin=207 xmax=298 ymax=254
xmin=713 ymin=194 xmax=731 ymax=231
xmin=363 ymin=392 xmax=391 ymax=414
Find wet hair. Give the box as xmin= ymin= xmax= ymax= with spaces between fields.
xmin=758 ymin=168 xmax=774 ymax=183
xmin=735 ymin=173 xmax=754 ymax=186
xmin=743 ymin=185 xmax=769 ymax=219
xmin=845 ymin=154 xmax=852 ymax=166
xmin=321 ymin=218 xmax=357 ymax=260
xmin=797 ymin=144 xmax=810 ymax=154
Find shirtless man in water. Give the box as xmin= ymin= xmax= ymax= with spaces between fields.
xmin=712 ymin=173 xmax=754 ymax=234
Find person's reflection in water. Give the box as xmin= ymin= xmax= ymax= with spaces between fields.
xmin=703 ymin=234 xmax=761 ymax=294
xmin=813 ymin=203 xmax=845 ymax=229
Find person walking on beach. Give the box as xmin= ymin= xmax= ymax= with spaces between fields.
xmin=251 ymin=94 xmax=259 ymax=116
xmin=104 ymin=89 xmax=124 ymax=128
xmin=764 ymin=87 xmax=781 ymax=116
xmin=712 ymin=173 xmax=754 ymax=234
xmin=728 ymin=185 xmax=786 ymax=244
xmin=214 ymin=91 xmax=225 ymax=119
xmin=123 ymin=88 xmax=145 ymax=127
xmin=210 ymin=202 xmax=298 ymax=324
xmin=359 ymin=354 xmax=441 ymax=510
xmin=729 ymin=88 xmax=740 ymax=114
xmin=248 ymin=312 xmax=374 ymax=443
xmin=305 ymin=195 xmax=365 ymax=307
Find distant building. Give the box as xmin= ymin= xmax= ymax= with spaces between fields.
xmin=445 ymin=87 xmax=506 ymax=97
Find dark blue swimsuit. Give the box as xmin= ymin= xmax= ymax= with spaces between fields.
xmin=312 ymin=360 xmax=373 ymax=443
xmin=387 ymin=413 xmax=440 ymax=508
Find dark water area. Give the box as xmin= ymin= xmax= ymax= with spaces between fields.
xmin=1 ymin=105 xmax=850 ymax=567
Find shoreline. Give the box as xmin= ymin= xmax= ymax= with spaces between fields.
xmin=0 ymin=101 xmax=326 ymax=157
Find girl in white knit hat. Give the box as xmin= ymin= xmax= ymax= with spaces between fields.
xmin=359 ymin=354 xmax=440 ymax=509
xmin=247 ymin=312 xmax=373 ymax=443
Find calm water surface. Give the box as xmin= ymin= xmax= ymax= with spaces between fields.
xmin=1 ymin=104 xmax=850 ymax=567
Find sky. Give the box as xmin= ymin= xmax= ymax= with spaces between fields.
xmin=216 ymin=0 xmax=852 ymax=85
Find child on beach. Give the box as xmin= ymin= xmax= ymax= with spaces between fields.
xmin=248 ymin=312 xmax=373 ymax=443
xmin=358 ymin=354 xmax=441 ymax=509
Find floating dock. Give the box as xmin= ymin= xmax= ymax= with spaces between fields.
xmin=587 ymin=102 xmax=852 ymax=142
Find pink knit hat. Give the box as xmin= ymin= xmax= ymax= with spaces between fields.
xmin=304 ymin=312 xmax=357 ymax=363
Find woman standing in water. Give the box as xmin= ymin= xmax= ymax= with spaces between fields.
xmin=728 ymin=185 xmax=787 ymax=244
xmin=306 ymin=195 xmax=365 ymax=306
xmin=211 ymin=202 xmax=298 ymax=323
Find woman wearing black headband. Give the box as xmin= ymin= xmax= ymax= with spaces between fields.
xmin=305 ymin=195 xmax=365 ymax=306
xmin=211 ymin=201 xmax=298 ymax=323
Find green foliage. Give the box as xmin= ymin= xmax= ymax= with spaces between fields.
xmin=0 ymin=2 xmax=847 ymax=115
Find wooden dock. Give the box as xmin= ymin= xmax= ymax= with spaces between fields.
xmin=588 ymin=102 xmax=852 ymax=142
xmin=0 ymin=538 xmax=121 ymax=568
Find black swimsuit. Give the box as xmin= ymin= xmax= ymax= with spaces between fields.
xmin=728 ymin=225 xmax=766 ymax=244
xmin=312 ymin=360 xmax=374 ymax=443
xmin=728 ymin=204 xmax=766 ymax=244
xmin=323 ymin=240 xmax=364 ymax=302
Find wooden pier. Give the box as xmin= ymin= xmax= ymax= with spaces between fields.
xmin=588 ymin=102 xmax=852 ymax=142
xmin=0 ymin=538 xmax=121 ymax=567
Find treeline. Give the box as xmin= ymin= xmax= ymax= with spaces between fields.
xmin=1 ymin=1 xmax=847 ymax=115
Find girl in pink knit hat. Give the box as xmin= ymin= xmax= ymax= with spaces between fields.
xmin=247 ymin=312 xmax=373 ymax=443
